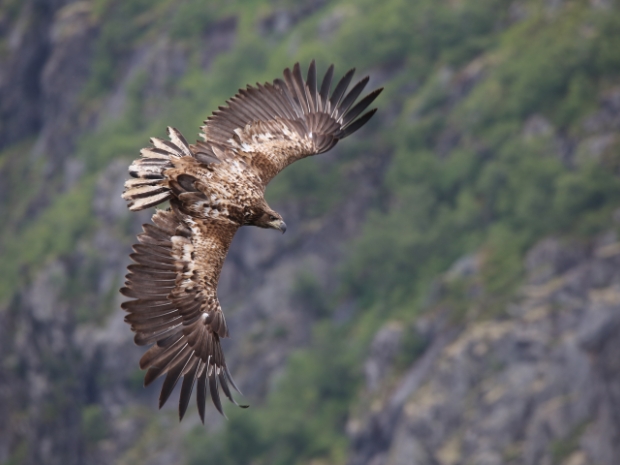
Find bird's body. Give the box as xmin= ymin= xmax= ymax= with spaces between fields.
xmin=120 ymin=61 xmax=382 ymax=421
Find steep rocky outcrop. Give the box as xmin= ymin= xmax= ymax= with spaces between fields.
xmin=0 ymin=1 xmax=96 ymax=171
xmin=0 ymin=0 xmax=60 ymax=151
xmin=349 ymin=234 xmax=620 ymax=465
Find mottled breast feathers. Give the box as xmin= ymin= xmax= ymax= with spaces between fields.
xmin=120 ymin=61 xmax=382 ymax=421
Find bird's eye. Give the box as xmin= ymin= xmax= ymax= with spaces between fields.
xmin=269 ymin=215 xmax=276 ymax=221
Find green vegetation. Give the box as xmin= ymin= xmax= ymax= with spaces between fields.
xmin=186 ymin=323 xmax=362 ymax=465
xmin=82 ymin=404 xmax=109 ymax=444
xmin=1 ymin=441 xmax=27 ymax=465
xmin=0 ymin=177 xmax=96 ymax=304
xmin=550 ymin=421 xmax=589 ymax=465
xmin=3 ymin=0 xmax=620 ymax=463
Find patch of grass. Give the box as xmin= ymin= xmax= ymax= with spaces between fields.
xmin=394 ymin=324 xmax=429 ymax=371
xmin=0 ymin=180 xmax=96 ymax=305
xmin=186 ymin=322 xmax=362 ymax=465
xmin=1 ymin=440 xmax=27 ymax=465
xmin=550 ymin=421 xmax=588 ymax=465
xmin=82 ymin=404 xmax=109 ymax=444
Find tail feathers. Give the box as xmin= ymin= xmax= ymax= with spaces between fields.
xmin=123 ymin=158 xmax=173 ymax=211
xmin=128 ymin=158 xmax=172 ymax=179
xmin=123 ymin=127 xmax=192 ymax=211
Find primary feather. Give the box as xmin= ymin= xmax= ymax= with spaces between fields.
xmin=121 ymin=61 xmax=382 ymax=421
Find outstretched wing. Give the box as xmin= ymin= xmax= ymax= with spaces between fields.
xmin=121 ymin=208 xmax=245 ymax=420
xmin=200 ymin=60 xmax=383 ymax=186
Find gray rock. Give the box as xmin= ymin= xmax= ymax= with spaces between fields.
xmin=349 ymin=235 xmax=620 ymax=465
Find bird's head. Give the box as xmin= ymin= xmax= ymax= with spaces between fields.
xmin=246 ymin=204 xmax=287 ymax=233
xmin=257 ymin=210 xmax=287 ymax=233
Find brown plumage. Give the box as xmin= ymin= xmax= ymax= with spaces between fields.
xmin=120 ymin=61 xmax=383 ymax=420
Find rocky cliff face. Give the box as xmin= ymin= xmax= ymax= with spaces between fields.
xmin=349 ymin=234 xmax=620 ymax=465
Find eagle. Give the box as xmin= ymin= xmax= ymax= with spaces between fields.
xmin=120 ymin=61 xmax=382 ymax=421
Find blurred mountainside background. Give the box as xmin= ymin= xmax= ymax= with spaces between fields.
xmin=2 ymin=0 xmax=620 ymax=464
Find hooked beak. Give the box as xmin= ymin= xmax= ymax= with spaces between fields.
xmin=273 ymin=219 xmax=287 ymax=234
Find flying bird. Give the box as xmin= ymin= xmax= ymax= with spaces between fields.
xmin=120 ymin=61 xmax=382 ymax=421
